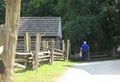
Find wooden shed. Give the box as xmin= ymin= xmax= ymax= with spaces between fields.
xmin=17 ymin=17 xmax=62 ymax=52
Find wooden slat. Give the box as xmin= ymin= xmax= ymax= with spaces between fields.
xmin=38 ymin=59 xmax=50 ymax=62
xmin=38 ymin=55 xmax=50 ymax=59
xmin=38 ymin=51 xmax=50 ymax=55
xmin=16 ymin=52 xmax=33 ymax=56
xmin=15 ymin=59 xmax=27 ymax=62
xmin=54 ymin=52 xmax=64 ymax=55
xmin=54 ymin=48 xmax=64 ymax=53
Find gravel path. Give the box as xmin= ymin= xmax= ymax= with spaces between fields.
xmin=58 ymin=60 xmax=120 ymax=82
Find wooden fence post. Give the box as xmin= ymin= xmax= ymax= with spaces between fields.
xmin=62 ymin=40 xmax=65 ymax=60
xmin=42 ymin=40 xmax=48 ymax=51
xmin=24 ymin=32 xmax=31 ymax=67
xmin=51 ymin=39 xmax=55 ymax=64
xmin=66 ymin=39 xmax=70 ymax=61
xmin=69 ymin=42 xmax=71 ymax=59
xmin=33 ymin=33 xmax=41 ymax=70
xmin=24 ymin=32 xmax=31 ymax=52
xmin=112 ymin=47 xmax=116 ymax=59
xmin=24 ymin=32 xmax=29 ymax=52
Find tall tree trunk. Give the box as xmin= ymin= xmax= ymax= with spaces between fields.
xmin=0 ymin=0 xmax=21 ymax=82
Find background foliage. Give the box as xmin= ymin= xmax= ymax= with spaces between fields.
xmin=0 ymin=0 xmax=120 ymax=53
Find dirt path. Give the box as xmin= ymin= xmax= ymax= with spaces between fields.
xmin=58 ymin=60 xmax=120 ymax=82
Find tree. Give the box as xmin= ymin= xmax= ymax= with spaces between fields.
xmin=21 ymin=0 xmax=59 ymax=16
xmin=56 ymin=0 xmax=120 ymax=52
xmin=0 ymin=0 xmax=5 ymax=24
xmin=1 ymin=0 xmax=120 ymax=53
xmin=0 ymin=0 xmax=21 ymax=82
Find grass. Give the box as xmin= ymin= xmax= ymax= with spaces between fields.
xmin=14 ymin=61 xmax=77 ymax=82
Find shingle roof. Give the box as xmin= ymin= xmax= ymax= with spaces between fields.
xmin=18 ymin=17 xmax=62 ymax=38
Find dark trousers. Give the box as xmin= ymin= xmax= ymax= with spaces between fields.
xmin=82 ymin=51 xmax=88 ymax=61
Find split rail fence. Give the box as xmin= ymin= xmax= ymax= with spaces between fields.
xmin=0 ymin=32 xmax=70 ymax=69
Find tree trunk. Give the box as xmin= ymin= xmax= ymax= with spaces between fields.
xmin=0 ymin=0 xmax=21 ymax=82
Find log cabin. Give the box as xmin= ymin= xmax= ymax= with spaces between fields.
xmin=17 ymin=17 xmax=62 ymax=52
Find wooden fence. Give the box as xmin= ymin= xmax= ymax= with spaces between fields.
xmin=15 ymin=52 xmax=33 ymax=68
xmin=0 ymin=32 xmax=71 ymax=69
xmin=15 ymin=32 xmax=70 ymax=69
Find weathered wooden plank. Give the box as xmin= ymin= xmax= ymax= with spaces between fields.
xmin=42 ymin=40 xmax=48 ymax=51
xmin=38 ymin=51 xmax=50 ymax=55
xmin=24 ymin=32 xmax=31 ymax=52
xmin=38 ymin=58 xmax=50 ymax=61
xmin=54 ymin=48 xmax=64 ymax=53
xmin=66 ymin=39 xmax=70 ymax=61
xmin=51 ymin=39 xmax=55 ymax=64
xmin=54 ymin=52 xmax=64 ymax=55
xmin=15 ymin=59 xmax=27 ymax=62
xmin=38 ymin=55 xmax=50 ymax=59
xmin=16 ymin=52 xmax=33 ymax=56
xmin=33 ymin=33 xmax=41 ymax=70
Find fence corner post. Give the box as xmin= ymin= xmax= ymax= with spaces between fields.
xmin=50 ymin=39 xmax=55 ymax=64
xmin=66 ymin=39 xmax=70 ymax=61
xmin=33 ymin=33 xmax=41 ymax=70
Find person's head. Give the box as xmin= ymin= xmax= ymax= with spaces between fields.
xmin=83 ymin=41 xmax=86 ymax=44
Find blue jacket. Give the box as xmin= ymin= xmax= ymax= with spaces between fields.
xmin=81 ymin=43 xmax=89 ymax=52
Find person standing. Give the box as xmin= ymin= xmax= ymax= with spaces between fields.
xmin=80 ymin=41 xmax=89 ymax=61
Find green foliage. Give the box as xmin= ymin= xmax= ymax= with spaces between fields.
xmin=56 ymin=0 xmax=120 ymax=52
xmin=21 ymin=0 xmax=59 ymax=16
xmin=1 ymin=0 xmax=120 ymax=52
xmin=0 ymin=0 xmax=5 ymax=24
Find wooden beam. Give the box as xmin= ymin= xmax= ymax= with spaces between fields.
xmin=33 ymin=33 xmax=41 ymax=70
xmin=24 ymin=32 xmax=30 ymax=52
xmin=62 ymin=40 xmax=65 ymax=60
xmin=51 ymin=39 xmax=55 ymax=64
xmin=66 ymin=39 xmax=70 ymax=61
xmin=42 ymin=40 xmax=48 ymax=51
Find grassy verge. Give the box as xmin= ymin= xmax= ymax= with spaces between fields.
xmin=14 ymin=61 xmax=77 ymax=82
